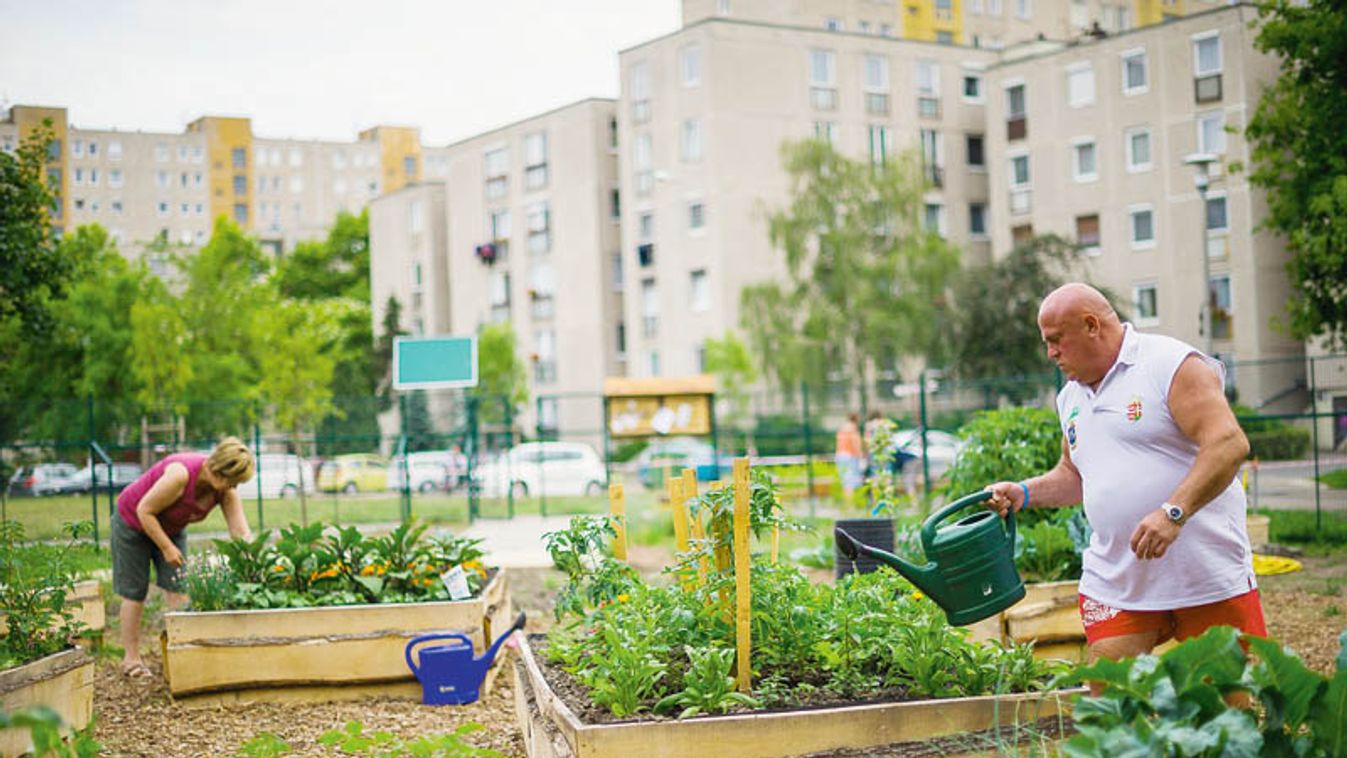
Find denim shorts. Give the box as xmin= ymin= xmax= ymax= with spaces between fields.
xmin=111 ymin=510 xmax=188 ymax=601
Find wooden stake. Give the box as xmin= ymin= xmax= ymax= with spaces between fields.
xmin=609 ymin=483 xmax=627 ymax=562
xmin=733 ymin=457 xmax=752 ymax=693
xmin=669 ymin=477 xmax=690 ymax=557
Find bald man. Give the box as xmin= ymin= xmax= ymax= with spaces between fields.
xmin=985 ymin=283 xmax=1264 ymax=679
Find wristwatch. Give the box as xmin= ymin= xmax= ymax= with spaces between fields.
xmin=1161 ymin=503 xmax=1186 ymax=525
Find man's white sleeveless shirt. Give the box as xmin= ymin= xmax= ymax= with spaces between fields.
xmin=1057 ymin=324 xmax=1255 ymax=610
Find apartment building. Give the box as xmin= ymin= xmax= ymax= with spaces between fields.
xmin=983 ymin=5 xmax=1302 ymax=407
xmin=369 ymin=99 xmax=622 ymax=436
xmin=0 ymin=107 xmax=424 ymax=255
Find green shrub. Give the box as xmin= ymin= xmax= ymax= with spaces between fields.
xmin=943 ymin=407 xmax=1064 ymax=497
xmin=1245 ymin=426 xmax=1311 ymax=461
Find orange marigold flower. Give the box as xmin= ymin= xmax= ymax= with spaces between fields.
xmin=272 ymin=565 xmax=285 ymax=573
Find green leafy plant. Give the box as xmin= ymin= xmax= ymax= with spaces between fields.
xmin=0 ymin=706 xmax=101 ymax=758
xmin=0 ymin=521 xmax=92 ymax=669
xmin=317 ymin=719 xmax=504 ymax=757
xmin=181 ymin=519 xmax=489 ymax=611
xmin=942 ymin=407 xmax=1065 ymax=499
xmin=235 ymin=731 xmax=292 ymax=758
xmin=1061 ymin=626 xmax=1347 ymax=757
xmin=655 ymin=645 xmax=761 ymax=718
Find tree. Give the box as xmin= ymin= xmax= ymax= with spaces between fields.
xmin=272 ymin=210 xmax=369 ymax=302
xmin=1246 ymin=0 xmax=1347 ymax=351
xmin=473 ymin=321 xmax=529 ymax=429
xmin=743 ymin=140 xmax=960 ymax=409
xmin=703 ymin=332 xmax=758 ymax=450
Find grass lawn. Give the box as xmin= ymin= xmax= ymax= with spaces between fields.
xmin=1319 ymin=468 xmax=1347 ymax=490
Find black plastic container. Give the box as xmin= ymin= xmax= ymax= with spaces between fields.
xmin=833 ymin=517 xmax=895 ymax=579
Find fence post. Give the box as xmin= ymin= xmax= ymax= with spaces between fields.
xmin=802 ymin=382 xmax=814 ymax=519
xmin=601 ymin=395 xmax=612 ymax=497
xmin=399 ymin=393 xmax=410 ymax=524
xmin=86 ymin=395 xmax=100 ymax=549
xmin=535 ymin=395 xmax=546 ymax=518
xmin=253 ymin=408 xmax=264 ymax=532
xmin=505 ymin=397 xmax=515 ymax=520
xmin=1309 ymin=355 xmax=1322 ymax=531
xmin=466 ymin=395 xmax=479 ymax=524
xmin=919 ymin=370 xmax=931 ymax=497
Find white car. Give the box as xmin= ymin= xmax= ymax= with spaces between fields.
xmin=243 ymin=454 xmax=316 ymax=499
xmin=386 ymin=450 xmax=462 ymax=493
xmin=888 ymin=428 xmax=965 ymax=477
xmin=473 ymin=442 xmax=607 ymax=498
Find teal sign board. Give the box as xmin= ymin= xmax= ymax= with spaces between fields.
xmin=393 ymin=336 xmax=478 ymax=390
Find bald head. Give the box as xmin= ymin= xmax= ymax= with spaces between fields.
xmin=1037 ymin=283 xmax=1125 ymax=386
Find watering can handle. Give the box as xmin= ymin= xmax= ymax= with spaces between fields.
xmin=920 ymin=490 xmax=1015 ymax=554
xmin=404 ymin=632 xmax=473 ymax=676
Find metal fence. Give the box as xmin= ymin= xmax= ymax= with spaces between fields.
xmin=3 ymin=353 xmax=1345 ymax=544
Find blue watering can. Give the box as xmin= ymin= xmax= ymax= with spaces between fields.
xmin=405 ymin=611 xmax=527 ymax=705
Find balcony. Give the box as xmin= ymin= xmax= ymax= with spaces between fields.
xmin=918 ymin=96 xmax=941 ymax=119
xmin=1009 ymin=188 xmax=1032 ymax=215
xmin=1007 ymin=116 xmax=1027 ymax=141
xmin=810 ymin=87 xmax=838 ymax=111
xmin=865 ymin=93 xmax=889 ymax=115
xmin=1195 ymin=74 xmax=1222 ymax=103
xmin=924 ymin=165 xmax=944 ymax=189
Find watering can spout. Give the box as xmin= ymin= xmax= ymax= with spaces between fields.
xmin=482 ymin=611 xmax=527 ymax=669
xmin=834 ymin=527 xmax=942 ymax=599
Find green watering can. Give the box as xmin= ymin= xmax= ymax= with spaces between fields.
xmin=834 ymin=490 xmax=1024 ymax=626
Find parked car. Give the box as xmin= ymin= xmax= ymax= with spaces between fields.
xmin=632 ymin=437 xmax=730 ymax=489
xmin=246 ymin=453 xmax=316 ymax=499
xmin=385 ymin=450 xmax=461 ymax=493
xmin=317 ymin=453 xmax=388 ymax=494
xmin=37 ymin=463 xmax=143 ymax=496
xmin=888 ymin=428 xmax=965 ymax=478
xmin=7 ymin=463 xmax=80 ymax=498
xmin=473 ymin=442 xmax=607 ymax=498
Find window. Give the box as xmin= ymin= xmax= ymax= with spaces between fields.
xmin=869 ymin=125 xmax=893 ymax=166
xmin=234 ymin=203 xmax=248 ymax=224
xmin=1193 ymin=33 xmax=1222 ymax=76
xmin=648 ymin=350 xmax=661 ymax=376
xmin=969 ymin=0 xmax=983 ymax=13
xmin=1125 ymin=127 xmax=1152 ymax=172
xmin=988 ymin=0 xmax=1003 ymax=14
xmin=610 ymin=188 xmax=621 ymax=220
xmin=612 ymin=252 xmax=624 ymax=290
xmin=155 ymin=143 xmax=168 ymax=162
xmin=527 ymin=202 xmax=551 ymax=254
xmin=824 ymin=16 xmax=842 ymax=31
xmin=87 ymin=141 xmax=97 ymax=157
xmin=630 ymin=62 xmax=652 ymax=123
xmin=1209 ymin=274 xmax=1232 ymax=339
xmin=73 ymin=168 xmax=84 ymax=186
xmin=1071 ymin=0 xmax=1088 ymax=28
xmin=111 ymin=200 xmax=122 ymax=215
xmin=962 ymin=74 xmax=983 ymax=102
xmin=409 ymin=199 xmax=424 ymax=233
xmin=681 ymin=119 xmax=703 ymax=162
xmin=920 ymin=129 xmax=942 ymax=186
xmin=966 ymin=134 xmax=985 ymax=169
xmin=635 ymin=132 xmax=653 ymax=195
xmin=1206 ymin=194 xmax=1228 ymax=233
xmin=616 ymin=321 xmax=627 ymax=355
xmin=863 ymin=54 xmax=890 ymax=115
xmin=690 ymin=269 xmax=710 ymax=311
xmin=1071 ymin=215 xmax=1100 ymax=256
xmin=1129 ymin=205 xmax=1155 ymax=249
xmin=717 ymin=0 xmax=730 ymax=15
xmin=809 ymin=49 xmax=837 ymax=110
xmin=73 ymin=139 xmax=84 ymax=159
xmin=680 ymin=45 xmax=701 ymax=87
xmin=485 ymin=147 xmax=509 ymax=199
xmin=917 ymin=61 xmax=940 ymax=117
xmin=1121 ymin=49 xmax=1148 ymax=94
xmin=1016 ymin=0 xmax=1031 ymax=19
xmin=525 ymin=131 xmax=548 ymax=190
xmin=641 ymin=278 xmax=659 ymax=338
xmin=1197 ymin=111 xmax=1226 ymax=155
xmin=1067 ymin=64 xmax=1095 ymax=107
xmin=157 ymin=201 xmax=169 ymax=217
xmin=1006 ymin=82 xmax=1027 ymax=140
xmin=530 ymin=261 xmax=556 ymax=320
xmin=109 ymin=169 xmax=123 ymax=187
xmin=533 ymin=330 xmax=557 ymax=384
xmin=638 ymin=212 xmax=654 ymax=240
xmin=880 ymin=23 xmax=893 ymax=36
xmin=233 ymin=175 xmax=247 ymax=195
xmin=107 ymin=140 xmax=122 ymax=160
xmin=287 ymin=148 xmax=302 ymax=167
xmin=489 ymin=208 xmax=511 ymax=262
xmin=1133 ymin=284 xmax=1159 ymax=326
xmin=688 ymin=201 xmax=706 ymax=230
xmin=403 ymin=155 xmax=417 ymax=178
xmin=156 ymin=171 xmax=169 ymax=188
xmin=1010 ymin=154 xmax=1030 ymax=187
xmin=936 ymin=31 xmax=954 ymax=45
xmin=231 ymin=148 xmax=247 ymax=170
xmin=923 ymin=203 xmax=946 ymax=237
xmin=490 ymin=271 xmax=511 ymax=322
xmin=1072 ymin=138 xmax=1097 ymax=182
xmin=814 ymin=121 xmax=837 ymax=144
xmin=332 ymin=151 xmax=346 ymax=169
xmin=180 ymin=202 xmax=190 ymax=217
xmin=289 ymin=175 xmax=303 ymax=193
xmin=858 ymin=20 xmax=871 ymax=33
xmin=969 ymin=203 xmax=987 ymax=236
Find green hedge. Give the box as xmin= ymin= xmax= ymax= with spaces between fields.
xmin=1245 ymin=426 xmax=1310 ymax=461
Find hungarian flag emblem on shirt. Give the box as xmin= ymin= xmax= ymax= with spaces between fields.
xmin=1127 ymin=397 xmax=1143 ymax=423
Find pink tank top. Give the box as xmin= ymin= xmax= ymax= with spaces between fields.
xmin=116 ymin=453 xmax=222 ymax=535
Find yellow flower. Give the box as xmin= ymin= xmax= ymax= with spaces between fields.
xmin=912 ymin=590 xmax=924 ymax=602
xmin=272 ymin=565 xmax=285 ymax=573
xmin=617 ymin=594 xmax=630 ymax=603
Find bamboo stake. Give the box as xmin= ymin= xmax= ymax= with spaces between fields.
xmin=733 ymin=457 xmax=752 ymax=693
xmin=669 ymin=476 xmax=690 ymax=557
xmin=685 ymin=470 xmax=710 ymax=589
xmin=609 ymin=483 xmax=627 ymax=562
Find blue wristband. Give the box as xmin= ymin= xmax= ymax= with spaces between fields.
xmin=1018 ymin=481 xmax=1030 ymax=511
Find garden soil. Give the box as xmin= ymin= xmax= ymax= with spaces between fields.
xmin=94 ymin=555 xmax=1346 ymax=757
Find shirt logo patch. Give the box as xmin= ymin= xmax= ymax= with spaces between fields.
xmin=1067 ymin=418 xmax=1078 ymax=450
xmin=1127 ymin=396 xmax=1143 ymax=423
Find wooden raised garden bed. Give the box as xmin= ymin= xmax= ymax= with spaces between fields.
xmin=512 ymin=635 xmax=1077 ymax=758
xmin=161 ymin=568 xmax=512 ymax=706
xmin=0 ymin=649 xmax=94 ymax=757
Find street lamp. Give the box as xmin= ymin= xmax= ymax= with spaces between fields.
xmin=1183 ymin=152 xmax=1217 ymax=358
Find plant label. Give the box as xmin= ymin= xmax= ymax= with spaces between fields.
xmin=441 ymin=565 xmax=472 ymax=600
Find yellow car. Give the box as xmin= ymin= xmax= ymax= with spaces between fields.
xmin=317 ymin=454 xmax=388 ymax=494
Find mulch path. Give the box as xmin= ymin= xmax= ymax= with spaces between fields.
xmin=91 ymin=560 xmax=1346 ymax=757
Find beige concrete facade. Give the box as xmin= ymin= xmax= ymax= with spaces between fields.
xmin=983 ymin=5 xmax=1304 ymax=409
xmin=369 ymin=99 xmax=621 ymax=437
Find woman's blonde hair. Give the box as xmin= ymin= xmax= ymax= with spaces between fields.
xmin=207 ymin=436 xmax=255 ymax=485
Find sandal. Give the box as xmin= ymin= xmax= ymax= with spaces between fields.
xmin=121 ymin=662 xmax=154 ymax=681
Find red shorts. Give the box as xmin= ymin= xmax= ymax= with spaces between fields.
xmin=1078 ymin=589 xmax=1268 ymax=646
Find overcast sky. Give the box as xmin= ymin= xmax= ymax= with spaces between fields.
xmin=0 ymin=0 xmax=681 ymax=145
